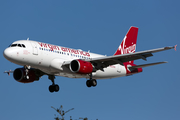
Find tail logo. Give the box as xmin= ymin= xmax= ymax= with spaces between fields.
xmin=118 ymin=36 xmax=136 ymax=54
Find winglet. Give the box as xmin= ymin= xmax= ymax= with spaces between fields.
xmin=174 ymin=44 xmax=177 ymax=51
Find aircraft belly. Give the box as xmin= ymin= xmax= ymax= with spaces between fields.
xmin=57 ymin=73 xmax=87 ymax=78
xmin=40 ymin=69 xmax=87 ymax=78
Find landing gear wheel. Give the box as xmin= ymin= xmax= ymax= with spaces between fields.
xmin=48 ymin=75 xmax=60 ymax=93
xmin=86 ymin=79 xmax=97 ymax=87
xmin=54 ymin=84 xmax=59 ymax=92
xmin=49 ymin=85 xmax=54 ymax=93
xmin=86 ymin=80 xmax=91 ymax=87
xmin=91 ymin=79 xmax=97 ymax=87
xmin=49 ymin=84 xmax=60 ymax=93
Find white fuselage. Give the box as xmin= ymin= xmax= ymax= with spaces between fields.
xmin=4 ymin=40 xmax=127 ymax=79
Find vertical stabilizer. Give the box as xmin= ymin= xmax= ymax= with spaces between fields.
xmin=114 ymin=26 xmax=138 ymax=55
xmin=114 ymin=26 xmax=138 ymax=63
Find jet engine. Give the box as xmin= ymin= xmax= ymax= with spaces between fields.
xmin=69 ymin=59 xmax=93 ymax=74
xmin=13 ymin=68 xmax=38 ymax=83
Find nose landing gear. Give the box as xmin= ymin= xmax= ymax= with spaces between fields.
xmin=48 ymin=75 xmax=59 ymax=93
xmin=24 ymin=65 xmax=30 ymax=80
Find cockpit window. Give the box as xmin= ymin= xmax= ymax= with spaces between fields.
xmin=18 ymin=44 xmax=21 ymax=47
xmin=22 ymin=44 xmax=25 ymax=48
xmin=10 ymin=44 xmax=26 ymax=48
xmin=11 ymin=44 xmax=17 ymax=47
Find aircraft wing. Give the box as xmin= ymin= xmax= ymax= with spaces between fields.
xmin=85 ymin=46 xmax=175 ymax=70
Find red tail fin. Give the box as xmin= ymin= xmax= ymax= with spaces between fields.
xmin=114 ymin=26 xmax=138 ymax=55
xmin=114 ymin=26 xmax=138 ymax=64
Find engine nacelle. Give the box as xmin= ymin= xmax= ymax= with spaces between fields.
xmin=69 ymin=59 xmax=93 ymax=74
xmin=13 ymin=68 xmax=37 ymax=83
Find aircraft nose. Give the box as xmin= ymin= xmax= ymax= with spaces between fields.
xmin=3 ymin=48 xmax=13 ymax=60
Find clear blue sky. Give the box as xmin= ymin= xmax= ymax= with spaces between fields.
xmin=1 ymin=0 xmax=179 ymax=120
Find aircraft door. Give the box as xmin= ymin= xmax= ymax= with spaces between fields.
xmin=31 ymin=42 xmax=38 ymax=55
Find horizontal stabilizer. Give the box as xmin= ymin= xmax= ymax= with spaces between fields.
xmin=4 ymin=70 xmax=14 ymax=76
xmin=129 ymin=61 xmax=167 ymax=69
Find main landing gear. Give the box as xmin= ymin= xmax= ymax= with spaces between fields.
xmin=48 ymin=75 xmax=59 ymax=93
xmin=48 ymin=74 xmax=96 ymax=92
xmin=86 ymin=73 xmax=97 ymax=87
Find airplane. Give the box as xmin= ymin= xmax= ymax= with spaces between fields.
xmin=3 ymin=26 xmax=176 ymax=93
